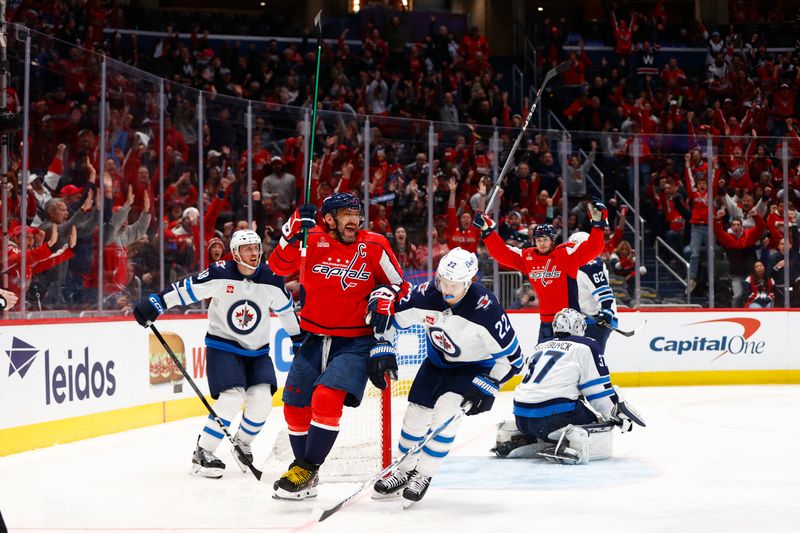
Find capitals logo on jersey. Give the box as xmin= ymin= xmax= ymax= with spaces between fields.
xmin=227 ymin=300 xmax=262 ymax=335
xmin=529 ymin=259 xmax=562 ymax=287
xmin=310 ymin=243 xmax=372 ymax=291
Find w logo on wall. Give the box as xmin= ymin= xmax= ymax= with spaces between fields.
xmin=5 ymin=337 xmax=39 ymax=379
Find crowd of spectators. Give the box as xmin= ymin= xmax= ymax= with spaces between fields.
xmin=1 ymin=1 xmax=799 ymax=313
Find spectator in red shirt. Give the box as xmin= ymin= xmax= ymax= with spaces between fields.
xmin=714 ymin=207 xmax=766 ymax=306
xmin=460 ymin=25 xmax=490 ymax=62
xmin=445 ymin=177 xmax=481 ymax=253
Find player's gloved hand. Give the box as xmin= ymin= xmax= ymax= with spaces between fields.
xmin=472 ymin=212 xmax=496 ymax=238
xmin=367 ymin=340 xmax=398 ymax=390
xmin=365 ymin=285 xmax=399 ymax=335
xmin=281 ymin=204 xmax=317 ymax=243
xmin=612 ymin=406 xmax=634 ymax=433
xmin=290 ymin=333 xmax=306 ymax=356
xmin=594 ymin=308 xmax=616 ymax=327
xmin=610 ymin=393 xmax=646 ymax=433
xmin=588 ymin=197 xmax=609 ymax=228
xmin=462 ymin=375 xmax=499 ymax=415
xmin=133 ymin=293 xmax=165 ymax=327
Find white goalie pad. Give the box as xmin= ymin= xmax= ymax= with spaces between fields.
xmin=493 ymin=420 xmax=549 ymax=458
xmin=541 ymin=423 xmax=614 ymax=464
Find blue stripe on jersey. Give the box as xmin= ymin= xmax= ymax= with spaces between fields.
xmin=398 ymin=443 xmax=410 ymax=453
xmin=594 ymin=289 xmax=613 ymax=297
xmin=273 ymin=300 xmax=293 ymax=313
xmin=239 ymin=425 xmax=260 ymax=436
xmin=513 ymin=401 xmax=576 ymax=418
xmin=579 ymin=376 xmax=611 ymax=390
xmin=491 ymin=337 xmax=520 ymax=359
xmin=242 ymin=415 xmax=265 ymax=427
xmin=172 ymin=283 xmax=186 ymax=306
xmin=185 ymin=277 xmax=199 ymax=303
xmin=586 ymin=389 xmax=615 ymax=401
xmin=208 ymin=414 xmax=231 ymax=427
xmin=598 ymin=296 xmax=615 ymax=303
xmin=421 ymin=446 xmax=448 ymax=458
xmin=401 ymin=430 xmax=425 ymax=442
xmin=432 ymin=434 xmax=455 ymax=444
xmin=203 ymin=427 xmax=224 ymax=439
xmin=592 ymin=286 xmax=609 ymax=295
xmin=205 ymin=338 xmax=269 ymax=357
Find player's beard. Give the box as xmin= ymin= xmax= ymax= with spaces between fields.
xmin=335 ymin=219 xmax=359 ymax=244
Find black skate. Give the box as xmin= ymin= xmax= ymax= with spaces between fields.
xmin=272 ymin=460 xmax=319 ymax=500
xmin=231 ymin=437 xmax=253 ymax=473
xmin=372 ymin=469 xmax=411 ymax=499
xmin=402 ymin=470 xmax=432 ymax=508
xmin=191 ymin=445 xmax=226 ymax=479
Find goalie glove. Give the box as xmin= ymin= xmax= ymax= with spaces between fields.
xmin=462 ymin=375 xmax=499 ymax=416
xmin=133 ymin=293 xmax=165 ymax=327
xmin=587 ymin=197 xmax=609 ymax=229
xmin=610 ymin=385 xmax=646 ymax=432
xmin=281 ymin=204 xmax=317 ymax=243
xmin=365 ymin=285 xmax=399 ymax=335
xmin=367 ymin=340 xmax=398 ymax=390
xmin=472 ymin=212 xmax=497 ymax=238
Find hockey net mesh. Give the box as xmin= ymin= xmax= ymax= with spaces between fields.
xmin=262 ymin=325 xmax=427 ymax=482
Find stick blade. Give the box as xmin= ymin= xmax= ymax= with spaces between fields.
xmin=314 ymin=10 xmax=322 ymax=31
xmin=553 ymin=61 xmax=570 ymax=75
xmin=318 ymin=502 xmax=343 ymax=522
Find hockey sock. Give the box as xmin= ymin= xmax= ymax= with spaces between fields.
xmin=397 ymin=402 xmax=434 ymax=472
xmin=198 ymin=387 xmax=246 ymax=452
xmin=284 ymin=404 xmax=312 ymax=460
xmin=235 ymin=384 xmax=272 ymax=444
xmin=415 ymin=393 xmax=463 ymax=477
xmin=305 ymin=386 xmax=346 ymax=466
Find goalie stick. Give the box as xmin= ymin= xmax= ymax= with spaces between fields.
xmin=148 ymin=324 xmax=263 ymax=481
xmin=484 ymin=61 xmax=570 ymax=213
xmin=317 ymin=402 xmax=472 ymax=522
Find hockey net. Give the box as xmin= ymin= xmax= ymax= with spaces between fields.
xmin=262 ymin=325 xmax=427 ymax=482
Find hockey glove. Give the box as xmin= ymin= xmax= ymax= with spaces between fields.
xmin=367 ymin=340 xmax=398 ymax=390
xmin=610 ymin=388 xmax=646 ymax=432
xmin=594 ymin=308 xmax=616 ymax=328
xmin=281 ymin=204 xmax=317 ymax=243
xmin=472 ymin=212 xmax=497 ymax=238
xmin=588 ymin=197 xmax=609 ymax=229
xmin=133 ymin=293 xmax=165 ymax=327
xmin=462 ymin=375 xmax=499 ymax=416
xmin=365 ymin=285 xmax=399 ymax=335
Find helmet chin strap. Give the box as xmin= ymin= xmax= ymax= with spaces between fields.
xmin=233 ymin=249 xmax=261 ymax=274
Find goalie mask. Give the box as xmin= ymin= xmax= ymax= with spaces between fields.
xmin=229 ymin=229 xmax=262 ymax=272
xmin=435 ymin=247 xmax=479 ymax=304
xmin=552 ymin=308 xmax=586 ymax=337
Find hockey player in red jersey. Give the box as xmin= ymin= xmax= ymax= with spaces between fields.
xmin=268 ymin=192 xmax=410 ymax=499
xmin=474 ymin=199 xmax=608 ymax=343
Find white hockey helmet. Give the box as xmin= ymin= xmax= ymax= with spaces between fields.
xmin=552 ymin=308 xmax=586 ymax=337
xmin=568 ymin=231 xmax=590 ymax=245
xmin=230 ymin=229 xmax=262 ymax=271
xmin=436 ymin=247 xmax=479 ymax=302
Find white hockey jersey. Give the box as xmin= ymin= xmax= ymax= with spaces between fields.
xmin=576 ymin=258 xmax=617 ymax=324
xmin=161 ymin=261 xmax=301 ymax=355
xmin=513 ymin=335 xmax=616 ymax=419
xmin=389 ymin=281 xmax=522 ymax=383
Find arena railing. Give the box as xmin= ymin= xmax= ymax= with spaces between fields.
xmin=2 ymin=24 xmax=798 ymax=316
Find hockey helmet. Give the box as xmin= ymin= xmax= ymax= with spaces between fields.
xmin=321 ymin=192 xmax=363 ymax=219
xmin=568 ymin=231 xmax=590 ymax=245
xmin=229 ymin=229 xmax=262 ymax=271
xmin=532 ymin=224 xmax=557 ymax=241
xmin=552 ymin=308 xmax=586 ymax=337
xmin=436 ymin=247 xmax=479 ymax=302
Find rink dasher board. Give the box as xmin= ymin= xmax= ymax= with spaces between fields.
xmin=1 ymin=310 xmax=798 ymax=455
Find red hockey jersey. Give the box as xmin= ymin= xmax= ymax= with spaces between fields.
xmin=484 ymin=226 xmax=605 ymax=322
xmin=269 ymin=226 xmax=409 ymax=337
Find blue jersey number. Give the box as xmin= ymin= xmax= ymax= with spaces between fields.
xmin=521 ymin=349 xmax=567 ymax=384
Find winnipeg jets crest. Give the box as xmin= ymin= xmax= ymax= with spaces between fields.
xmin=529 ymin=259 xmax=561 ymax=287
xmin=428 ymin=327 xmax=461 ymax=357
xmin=227 ymin=300 xmax=262 ymax=334
xmin=475 ymin=294 xmax=491 ymax=310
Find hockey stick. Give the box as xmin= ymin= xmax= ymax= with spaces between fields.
xmin=581 ymin=312 xmax=646 ymax=337
xmin=299 ymin=10 xmax=324 ymax=285
xmin=148 ymin=324 xmax=263 ymax=481
xmin=317 ymin=402 xmax=472 ymax=522
xmin=484 ymin=62 xmax=570 ymax=213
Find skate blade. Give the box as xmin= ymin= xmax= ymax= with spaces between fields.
xmin=402 ymin=498 xmax=418 ymax=509
xmin=190 ymin=464 xmax=224 ymax=479
xmin=536 ymin=451 xmax=579 ymax=465
xmin=372 ymin=489 xmax=403 ymax=500
xmin=272 ymin=487 xmax=318 ymax=501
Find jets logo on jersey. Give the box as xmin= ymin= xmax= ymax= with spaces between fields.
xmin=475 ymin=295 xmax=491 ymax=310
xmin=226 ymin=300 xmax=262 ymax=335
xmin=310 ymin=243 xmax=371 ymax=291
xmin=428 ymin=327 xmax=461 ymax=357
xmin=529 ymin=259 xmax=562 ymax=287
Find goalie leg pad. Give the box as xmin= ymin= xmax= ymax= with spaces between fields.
xmin=236 ymin=384 xmax=272 ymax=444
xmin=397 ymin=402 xmax=434 ymax=472
xmin=415 ymin=392 xmax=463 ymax=477
xmin=493 ymin=419 xmax=547 ymax=458
xmin=198 ymin=386 xmax=246 ymax=452
xmin=541 ymin=423 xmax=614 ymax=464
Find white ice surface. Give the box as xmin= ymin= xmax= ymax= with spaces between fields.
xmin=1 ymin=386 xmax=799 ymax=533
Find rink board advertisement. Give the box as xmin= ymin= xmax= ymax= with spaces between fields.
xmin=1 ymin=310 xmax=798 ymax=455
